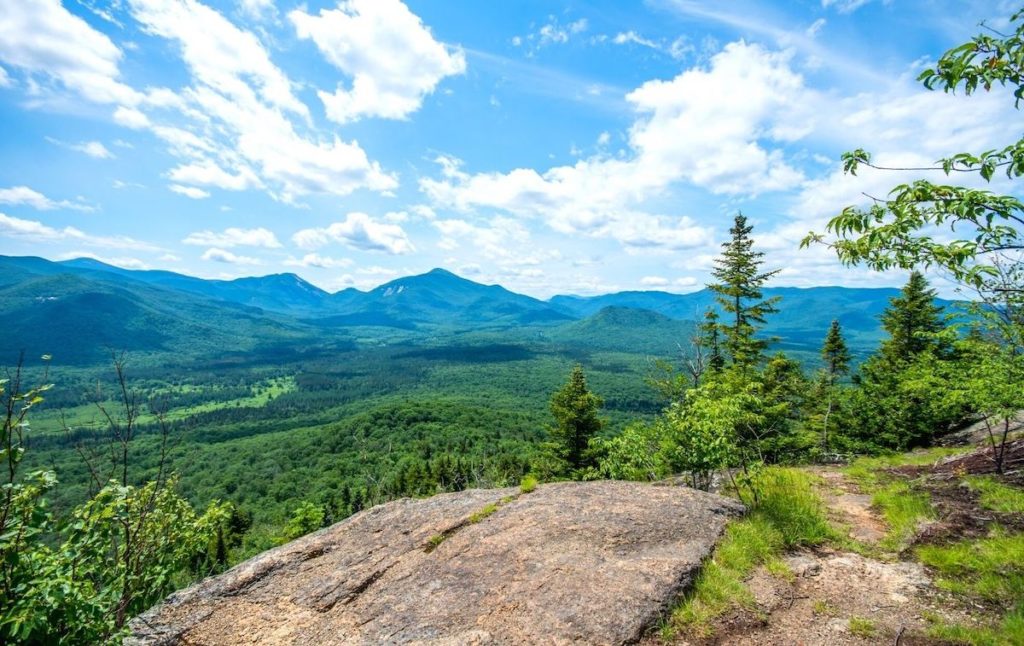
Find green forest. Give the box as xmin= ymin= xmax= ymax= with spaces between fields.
xmin=2 ymin=8 xmax=1024 ymax=646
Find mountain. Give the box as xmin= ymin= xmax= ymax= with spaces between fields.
xmin=56 ymin=257 xmax=331 ymax=314
xmin=549 ymin=306 xmax=696 ymax=354
xmin=0 ymin=255 xmax=955 ymax=363
xmin=316 ymin=268 xmax=573 ymax=328
xmin=0 ymin=257 xmax=342 ymax=364
xmin=549 ymin=285 xmax=955 ymax=355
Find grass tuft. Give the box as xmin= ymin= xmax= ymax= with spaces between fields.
xmin=519 ymin=475 xmax=538 ymax=494
xmin=963 ymin=476 xmax=1024 ymax=514
xmin=872 ymin=480 xmax=934 ymax=551
xmin=468 ymin=503 xmax=498 ymax=524
xmin=848 ymin=616 xmax=877 ymax=638
xmin=916 ymin=530 xmax=1024 ymax=603
xmin=666 ymin=467 xmax=835 ymax=640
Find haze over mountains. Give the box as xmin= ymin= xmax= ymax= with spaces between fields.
xmin=0 ymin=255 xmax=947 ymax=364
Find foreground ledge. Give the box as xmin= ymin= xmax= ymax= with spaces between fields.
xmin=128 ymin=480 xmax=743 ymax=645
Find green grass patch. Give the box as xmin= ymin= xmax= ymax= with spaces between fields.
xmin=666 ymin=467 xmax=835 ymax=640
xmin=963 ymin=476 xmax=1024 ymax=514
xmin=468 ymin=503 xmax=499 ymax=524
xmin=845 ymin=447 xmax=966 ymax=490
xmin=926 ymin=605 xmax=1024 ymax=646
xmin=872 ymin=480 xmax=934 ymax=551
xmin=848 ymin=616 xmax=877 ymax=638
xmin=519 ymin=474 xmax=538 ymax=494
xmin=916 ymin=530 xmax=1024 ymax=604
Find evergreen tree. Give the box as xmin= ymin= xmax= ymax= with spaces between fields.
xmin=879 ymin=271 xmax=944 ymax=364
xmin=699 ymin=309 xmax=726 ymax=373
xmin=818 ymin=320 xmax=851 ymax=453
xmin=821 ymin=319 xmax=851 ymax=385
xmin=709 ymin=214 xmax=780 ymax=368
xmin=548 ymin=364 xmax=604 ymax=475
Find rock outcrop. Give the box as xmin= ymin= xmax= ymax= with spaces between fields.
xmin=128 ymin=480 xmax=743 ymax=645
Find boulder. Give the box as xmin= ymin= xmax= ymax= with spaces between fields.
xmin=128 ymin=480 xmax=743 ymax=645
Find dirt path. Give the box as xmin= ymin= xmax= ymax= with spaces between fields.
xmin=679 ymin=468 xmax=979 ymax=645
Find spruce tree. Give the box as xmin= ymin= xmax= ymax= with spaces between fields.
xmin=821 ymin=319 xmax=851 ymax=385
xmin=818 ymin=320 xmax=850 ymax=453
xmin=708 ymin=213 xmax=780 ymax=368
xmin=699 ymin=309 xmax=725 ymax=373
xmin=549 ymin=364 xmax=604 ymax=475
xmin=880 ymin=271 xmax=944 ymax=364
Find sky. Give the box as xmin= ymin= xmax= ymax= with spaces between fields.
xmin=0 ymin=0 xmax=1018 ymax=298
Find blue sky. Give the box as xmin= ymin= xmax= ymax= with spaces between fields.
xmin=0 ymin=0 xmax=1016 ymax=297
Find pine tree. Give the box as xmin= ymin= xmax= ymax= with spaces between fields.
xmin=821 ymin=319 xmax=851 ymax=386
xmin=879 ymin=271 xmax=944 ymax=365
xmin=709 ymin=213 xmax=780 ymax=368
xmin=548 ymin=364 xmax=604 ymax=475
xmin=818 ymin=320 xmax=851 ymax=453
xmin=699 ymin=309 xmax=725 ymax=373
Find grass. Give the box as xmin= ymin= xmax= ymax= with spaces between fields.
xmin=467 ymin=503 xmax=499 ymax=524
xmin=963 ymin=476 xmax=1024 ymax=514
xmin=425 ymin=533 xmax=446 ymax=551
xmin=872 ymin=480 xmax=934 ymax=551
xmin=519 ymin=474 xmax=538 ymax=494
xmin=848 ymin=616 xmax=877 ymax=638
xmin=812 ymin=599 xmax=838 ymax=616
xmin=845 ymin=447 xmax=966 ymax=489
xmin=916 ymin=530 xmax=1024 ymax=603
xmin=665 ymin=467 xmax=835 ymax=640
xmin=926 ymin=605 xmax=1024 ymax=646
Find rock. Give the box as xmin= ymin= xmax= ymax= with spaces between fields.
xmin=128 ymin=481 xmax=744 ymax=645
xmin=784 ymin=554 xmax=821 ymax=578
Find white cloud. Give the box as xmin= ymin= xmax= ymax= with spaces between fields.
xmin=0 ymin=0 xmax=140 ymax=105
xmin=290 ymin=0 xmax=466 ymax=123
xmin=821 ymin=0 xmax=873 ymax=14
xmin=283 ymin=253 xmax=353 ymax=269
xmin=536 ymin=17 xmax=588 ymax=46
xmin=421 ymin=42 xmax=808 ymax=251
xmin=46 ymin=137 xmax=115 ymax=159
xmin=640 ymin=275 xmax=669 ymax=286
xmin=168 ymin=159 xmax=261 ymax=192
xmin=239 ymin=0 xmax=275 ymax=20
xmin=610 ymin=31 xmax=691 ymax=59
xmin=0 ymin=212 xmax=158 ymax=250
xmin=0 ymin=65 xmax=10 ymax=87
xmin=201 ymin=247 xmax=261 ymax=264
xmin=117 ymin=0 xmax=397 ymax=203
xmin=0 ymin=185 xmax=93 ymax=211
xmin=292 ymin=212 xmax=415 ymax=254
xmin=183 ymin=227 xmax=281 ymax=248
xmin=169 ymin=184 xmax=210 ymax=199
xmin=113 ymin=105 xmax=151 ymax=129
xmin=72 ymin=140 xmax=114 ymax=159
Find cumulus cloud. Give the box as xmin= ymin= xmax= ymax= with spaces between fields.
xmin=0 ymin=0 xmax=140 ymax=105
xmin=0 ymin=185 xmax=94 ymax=211
xmin=169 ymin=184 xmax=210 ymax=199
xmin=201 ymin=247 xmax=261 ymax=264
xmin=421 ymin=42 xmax=807 ymax=250
xmin=292 ymin=212 xmax=415 ymax=254
xmin=183 ymin=227 xmax=281 ymax=248
xmin=0 ymin=212 xmax=158 ymax=250
xmin=283 ymin=253 xmax=353 ymax=269
xmin=640 ymin=275 xmax=669 ymax=286
xmin=290 ymin=0 xmax=465 ymax=123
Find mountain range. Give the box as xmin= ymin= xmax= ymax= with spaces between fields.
xmin=0 ymin=255 xmax=945 ymax=364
